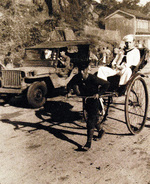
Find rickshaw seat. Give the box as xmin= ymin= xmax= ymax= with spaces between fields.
xmin=131 ymin=47 xmax=148 ymax=75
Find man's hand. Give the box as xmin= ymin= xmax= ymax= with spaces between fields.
xmin=73 ymin=85 xmax=81 ymax=96
xmin=94 ymin=94 xmax=99 ymax=99
xmin=116 ymin=65 xmax=125 ymax=70
xmin=112 ymin=63 xmax=116 ymax=69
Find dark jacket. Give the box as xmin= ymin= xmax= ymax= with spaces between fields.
xmin=67 ymin=73 xmax=110 ymax=96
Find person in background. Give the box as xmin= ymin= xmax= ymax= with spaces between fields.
xmin=105 ymin=46 xmax=111 ymax=64
xmin=111 ymin=41 xmax=125 ymax=68
xmin=57 ymin=51 xmax=71 ymax=77
xmin=44 ymin=49 xmax=52 ymax=59
xmin=4 ymin=51 xmax=13 ymax=69
xmin=89 ymin=51 xmax=99 ymax=66
xmin=96 ymin=48 xmax=103 ymax=66
xmin=101 ymin=47 xmax=107 ymax=64
xmin=67 ymin=62 xmax=109 ymax=151
xmin=4 ymin=58 xmax=13 ymax=69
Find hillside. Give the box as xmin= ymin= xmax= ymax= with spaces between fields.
xmin=0 ymin=0 xmax=118 ymax=66
xmin=0 ymin=0 xmax=55 ymax=64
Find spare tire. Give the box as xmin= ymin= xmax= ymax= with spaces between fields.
xmin=27 ymin=81 xmax=47 ymax=108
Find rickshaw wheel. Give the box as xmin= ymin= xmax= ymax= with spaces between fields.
xmin=125 ymin=75 xmax=148 ymax=134
xmin=83 ymin=96 xmax=110 ymax=124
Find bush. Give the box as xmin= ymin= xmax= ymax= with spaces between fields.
xmin=0 ymin=0 xmax=12 ymax=9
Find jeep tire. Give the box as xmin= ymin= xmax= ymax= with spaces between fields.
xmin=27 ymin=81 xmax=47 ymax=108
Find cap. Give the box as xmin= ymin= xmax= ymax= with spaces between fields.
xmin=60 ymin=51 xmax=65 ymax=54
xmin=123 ymin=34 xmax=135 ymax=42
xmin=78 ymin=60 xmax=90 ymax=71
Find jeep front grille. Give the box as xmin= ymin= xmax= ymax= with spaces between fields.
xmin=1 ymin=70 xmax=21 ymax=88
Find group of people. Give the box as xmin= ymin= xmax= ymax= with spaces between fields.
xmin=66 ymin=34 xmax=141 ymax=151
xmin=90 ymin=46 xmax=112 ymax=66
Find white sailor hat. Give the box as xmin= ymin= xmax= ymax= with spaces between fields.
xmin=123 ymin=34 xmax=135 ymax=42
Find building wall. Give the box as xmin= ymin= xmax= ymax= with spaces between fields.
xmin=105 ymin=13 xmax=135 ymax=39
xmin=105 ymin=11 xmax=150 ymax=50
xmin=136 ymin=19 xmax=150 ymax=33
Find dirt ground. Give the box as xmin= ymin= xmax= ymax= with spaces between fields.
xmin=0 ymin=65 xmax=150 ymax=184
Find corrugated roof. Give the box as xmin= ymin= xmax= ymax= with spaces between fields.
xmin=121 ymin=8 xmax=150 ymax=20
xmin=26 ymin=40 xmax=91 ymax=50
xmin=105 ymin=9 xmax=150 ymax=20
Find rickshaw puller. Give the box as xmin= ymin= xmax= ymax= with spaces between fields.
xmin=67 ymin=62 xmax=110 ymax=151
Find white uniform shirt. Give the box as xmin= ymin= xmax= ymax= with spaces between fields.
xmin=124 ymin=47 xmax=140 ymax=67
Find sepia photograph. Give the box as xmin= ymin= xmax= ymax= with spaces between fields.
xmin=0 ymin=0 xmax=150 ymax=183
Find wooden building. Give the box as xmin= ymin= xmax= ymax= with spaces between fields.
xmin=105 ymin=9 xmax=150 ymax=49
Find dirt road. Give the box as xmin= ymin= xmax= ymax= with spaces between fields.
xmin=0 ymin=66 xmax=150 ymax=184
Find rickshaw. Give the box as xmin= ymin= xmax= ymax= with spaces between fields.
xmin=83 ymin=47 xmax=149 ymax=135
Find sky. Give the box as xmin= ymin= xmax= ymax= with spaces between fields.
xmin=138 ymin=0 xmax=150 ymax=5
xmin=93 ymin=0 xmax=150 ymax=6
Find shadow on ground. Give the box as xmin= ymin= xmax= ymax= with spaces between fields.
xmin=2 ymin=93 xmax=147 ymax=149
xmin=0 ymin=86 xmax=68 ymax=108
xmin=1 ymin=99 xmax=88 ymax=151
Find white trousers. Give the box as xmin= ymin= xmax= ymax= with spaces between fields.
xmin=97 ymin=66 xmax=132 ymax=85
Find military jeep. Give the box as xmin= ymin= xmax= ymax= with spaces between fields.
xmin=0 ymin=40 xmax=90 ymax=108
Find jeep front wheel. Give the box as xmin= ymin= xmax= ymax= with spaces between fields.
xmin=27 ymin=81 xmax=47 ymax=108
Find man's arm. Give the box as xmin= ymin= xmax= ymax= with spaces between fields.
xmin=66 ymin=74 xmax=79 ymax=92
xmin=93 ymin=75 xmax=110 ymax=96
xmin=64 ymin=56 xmax=71 ymax=68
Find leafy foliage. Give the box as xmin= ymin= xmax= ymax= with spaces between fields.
xmin=0 ymin=0 xmax=149 ymax=65
xmin=142 ymin=2 xmax=150 ymax=15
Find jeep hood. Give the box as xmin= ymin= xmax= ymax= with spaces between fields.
xmin=15 ymin=66 xmax=56 ymax=75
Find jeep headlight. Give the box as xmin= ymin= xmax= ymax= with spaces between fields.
xmin=28 ymin=71 xmax=35 ymax=77
xmin=21 ymin=71 xmax=25 ymax=78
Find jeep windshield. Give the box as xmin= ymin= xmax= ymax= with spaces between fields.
xmin=24 ymin=40 xmax=91 ymax=67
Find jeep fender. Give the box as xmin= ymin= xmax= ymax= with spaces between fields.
xmin=24 ymin=76 xmax=54 ymax=96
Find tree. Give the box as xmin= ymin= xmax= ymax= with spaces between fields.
xmin=119 ymin=0 xmax=140 ymax=10
xmin=142 ymin=2 xmax=150 ymax=15
xmin=99 ymin=0 xmax=119 ymax=16
xmin=45 ymin=0 xmax=53 ymax=15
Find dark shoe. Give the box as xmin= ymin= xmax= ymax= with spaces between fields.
xmin=81 ymin=142 xmax=91 ymax=151
xmin=96 ymin=129 xmax=105 ymax=141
